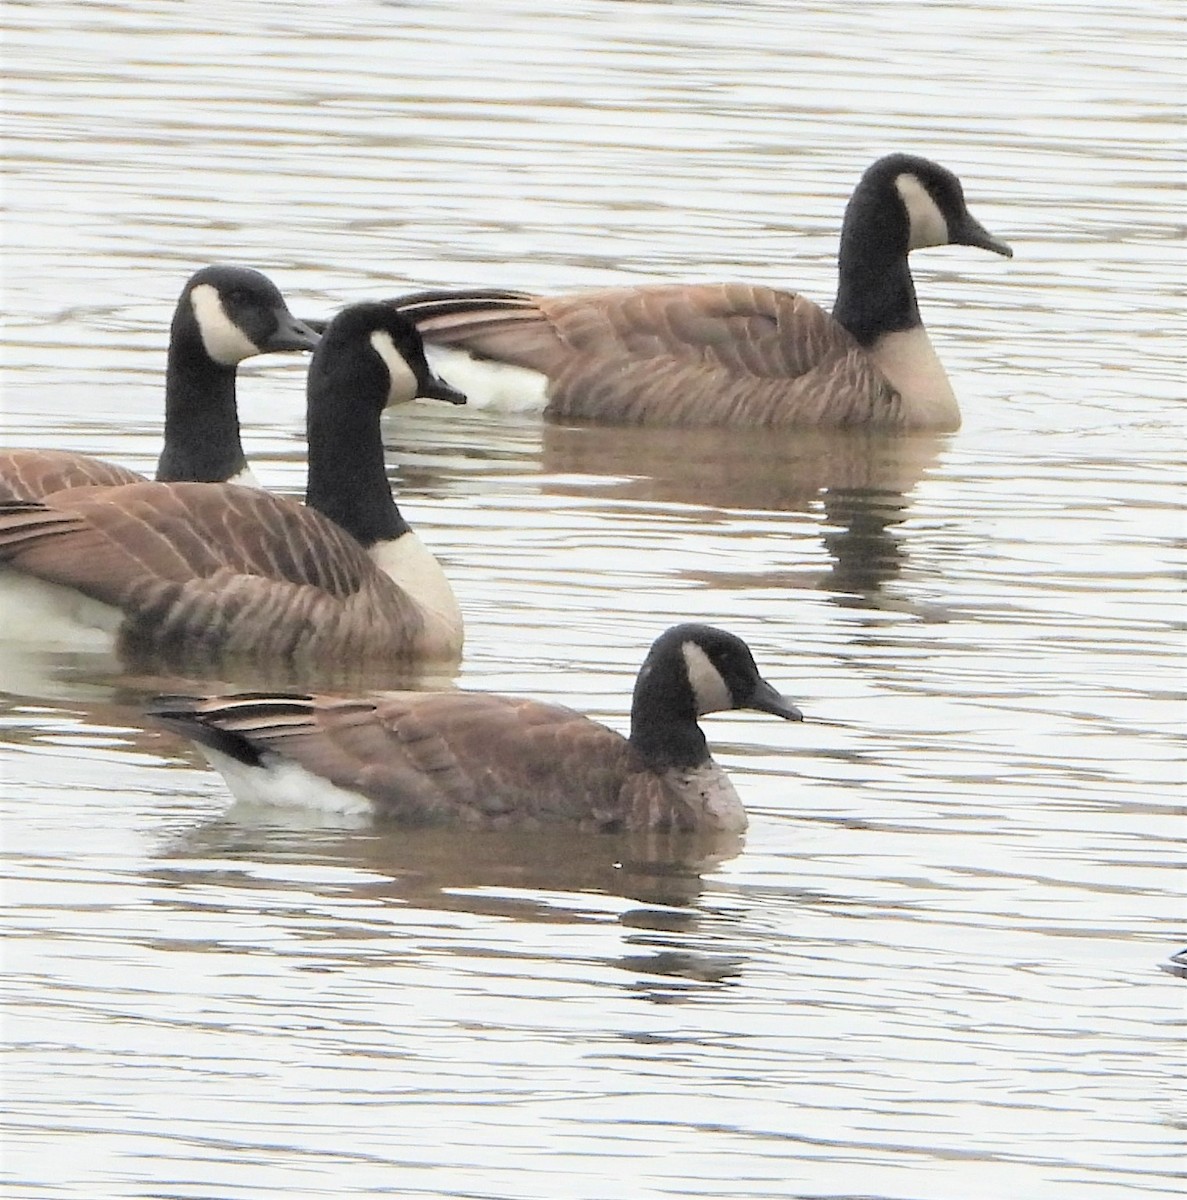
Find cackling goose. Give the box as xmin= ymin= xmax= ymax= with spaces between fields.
xmin=149 ymin=623 xmax=803 ymax=833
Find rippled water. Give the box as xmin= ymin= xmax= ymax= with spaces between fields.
xmin=2 ymin=2 xmax=1183 ymax=1198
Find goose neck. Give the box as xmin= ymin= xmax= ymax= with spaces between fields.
xmin=304 ymin=382 xmax=407 ymax=547
xmin=629 ymin=667 xmax=709 ymax=771
xmin=156 ymin=347 xmax=248 ymax=483
xmin=832 ymin=239 xmax=922 ymax=348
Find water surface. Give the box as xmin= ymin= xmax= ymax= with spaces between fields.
xmin=2 ymin=2 xmax=1183 ymax=1198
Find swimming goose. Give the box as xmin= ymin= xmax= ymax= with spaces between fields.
xmin=0 ymin=303 xmax=466 ymax=672
xmin=0 ymin=265 xmax=320 ymax=502
xmin=393 ymin=154 xmax=1012 ymax=430
xmin=149 ymin=623 xmax=803 ymax=832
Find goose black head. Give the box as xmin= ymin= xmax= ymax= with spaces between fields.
xmin=311 ymin=302 xmax=467 ymax=410
xmin=178 ymin=264 xmax=321 ymax=367
xmin=630 ymin=624 xmax=802 ymax=768
xmin=843 ymin=154 xmax=1013 ymax=263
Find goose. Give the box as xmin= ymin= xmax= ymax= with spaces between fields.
xmin=392 ymin=154 xmax=1012 ymax=431
xmin=0 ymin=265 xmax=321 ymax=502
xmin=0 ymin=303 xmax=466 ymax=672
xmin=148 ymin=623 xmax=803 ymax=833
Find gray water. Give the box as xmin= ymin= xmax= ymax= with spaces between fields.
xmin=1 ymin=2 xmax=1183 ymax=1198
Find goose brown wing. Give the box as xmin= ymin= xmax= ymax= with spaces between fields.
xmin=0 ymin=449 xmax=147 ymax=502
xmin=541 ymin=285 xmax=900 ymax=426
xmin=0 ymin=483 xmax=374 ymax=594
xmin=404 ymin=284 xmax=900 ymax=427
xmin=0 ymin=483 xmax=430 ymax=668
xmin=166 ymin=690 xmax=638 ymax=829
xmin=394 ymin=289 xmax=573 ymax=375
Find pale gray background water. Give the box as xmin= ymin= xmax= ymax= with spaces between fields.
xmin=1 ymin=2 xmax=1183 ymax=1198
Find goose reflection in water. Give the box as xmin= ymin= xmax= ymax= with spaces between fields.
xmin=539 ymin=422 xmax=946 ymax=606
xmin=148 ymin=809 xmax=752 ymax=993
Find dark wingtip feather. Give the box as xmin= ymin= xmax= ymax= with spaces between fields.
xmin=147 ymin=694 xmax=265 ymax=767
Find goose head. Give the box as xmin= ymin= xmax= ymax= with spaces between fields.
xmin=310 ymin=302 xmax=468 ymax=411
xmin=177 ymin=264 xmax=321 ymax=367
xmin=841 ymin=154 xmax=1013 ymax=266
xmin=630 ymin=624 xmax=802 ymax=770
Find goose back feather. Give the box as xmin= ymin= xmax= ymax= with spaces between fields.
xmin=402 ymin=283 xmax=901 ymax=427
xmin=0 ymin=484 xmax=443 ymax=668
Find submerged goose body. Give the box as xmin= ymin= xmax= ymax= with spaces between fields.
xmin=150 ymin=624 xmax=803 ymax=833
xmin=0 ymin=304 xmax=466 ymax=673
xmin=0 ymin=266 xmax=320 ymax=502
xmin=396 ymin=154 xmax=1012 ymax=430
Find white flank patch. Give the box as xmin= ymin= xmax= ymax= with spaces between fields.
xmin=190 ymin=283 xmax=260 ymax=365
xmin=868 ymin=326 xmax=960 ymax=430
xmin=369 ymin=531 xmax=463 ymax=644
xmin=895 ymin=173 xmax=950 ymax=251
xmin=426 ymin=346 xmax=549 ymax=413
xmin=200 ymin=745 xmax=376 ymax=820
xmin=681 ymin=642 xmax=733 ymax=716
xmin=0 ymin=569 xmax=123 ymax=650
xmin=369 ymin=330 xmax=420 ymax=405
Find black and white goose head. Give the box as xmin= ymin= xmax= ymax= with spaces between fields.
xmin=308 ymin=302 xmax=468 ymax=412
xmin=157 ymin=266 xmax=321 ymax=486
xmin=303 ymin=303 xmax=466 ymax=601
xmin=831 ymin=154 xmax=1013 ymax=396
xmin=840 ymin=153 xmax=1013 ymax=270
xmin=629 ymin=624 xmax=803 ymax=770
xmin=175 ymin=264 xmax=321 ymax=367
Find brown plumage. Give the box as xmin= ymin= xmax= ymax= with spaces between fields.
xmin=162 ymin=690 xmax=667 ymax=830
xmin=407 ymin=283 xmax=901 ymax=427
xmin=395 ymin=154 xmax=1012 ymax=430
xmin=0 ymin=303 xmax=466 ymax=677
xmin=0 ymin=483 xmax=444 ymax=671
xmin=149 ymin=624 xmax=804 ymax=833
xmin=0 ymin=449 xmax=145 ymax=503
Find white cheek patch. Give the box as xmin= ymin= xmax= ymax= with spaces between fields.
xmin=895 ymin=173 xmax=950 ymax=251
xmin=369 ymin=329 xmax=420 ymax=406
xmin=682 ymin=642 xmax=734 ymax=716
xmin=190 ymin=283 xmax=261 ymax=365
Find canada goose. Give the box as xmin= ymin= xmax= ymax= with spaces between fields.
xmin=393 ymin=154 xmax=1012 ymax=431
xmin=0 ymin=303 xmax=466 ymax=672
xmin=149 ymin=623 xmax=803 ymax=833
xmin=0 ymin=265 xmax=320 ymax=502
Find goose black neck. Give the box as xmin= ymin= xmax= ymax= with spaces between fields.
xmin=629 ymin=659 xmax=711 ymax=771
xmin=304 ymin=367 xmax=408 ymax=549
xmin=831 ymin=193 xmax=922 ymax=348
xmin=156 ymin=342 xmax=248 ymax=483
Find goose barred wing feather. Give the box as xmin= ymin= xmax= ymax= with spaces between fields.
xmin=0 ymin=448 xmax=146 ymax=502
xmin=166 ymin=691 xmax=644 ymax=829
xmin=405 ymin=284 xmax=902 ymax=427
xmin=0 ymin=483 xmax=430 ymax=668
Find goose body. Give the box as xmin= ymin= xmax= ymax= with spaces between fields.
xmin=395 ymin=154 xmax=1012 ymax=430
xmin=149 ymin=624 xmax=803 ymax=833
xmin=0 ymin=304 xmax=466 ymax=673
xmin=0 ymin=266 xmax=320 ymax=502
